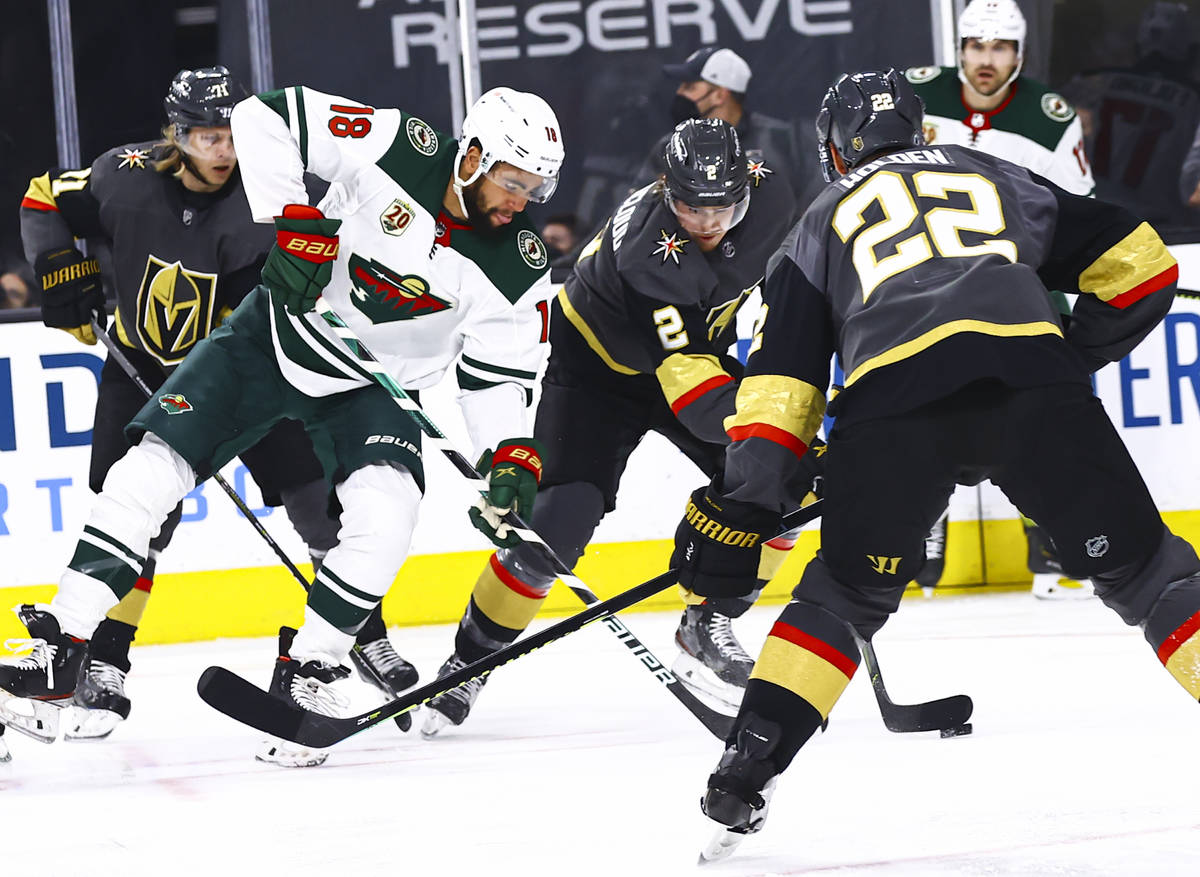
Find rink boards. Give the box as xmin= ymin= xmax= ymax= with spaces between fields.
xmin=2 ymin=248 xmax=1200 ymax=643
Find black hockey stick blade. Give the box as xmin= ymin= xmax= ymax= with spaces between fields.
xmin=198 ymin=568 xmax=683 ymax=748
xmin=860 ymin=640 xmax=973 ymax=733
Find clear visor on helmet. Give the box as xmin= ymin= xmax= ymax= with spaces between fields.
xmin=178 ymin=126 xmax=236 ymax=162
xmin=483 ymin=162 xmax=559 ymax=204
xmin=665 ymin=188 xmax=750 ymax=234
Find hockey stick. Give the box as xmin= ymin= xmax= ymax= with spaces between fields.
xmin=859 ymin=638 xmax=973 ymax=734
xmin=311 ymin=299 xmax=738 ymax=738
xmin=196 ymin=502 xmax=824 ymax=748
xmin=90 ymin=318 xmax=311 ymax=591
xmin=92 ymin=318 xmax=412 ymax=730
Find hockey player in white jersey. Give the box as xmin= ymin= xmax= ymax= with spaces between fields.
xmin=905 ymin=0 xmax=1096 ymax=598
xmin=0 ymin=85 xmax=563 ymax=766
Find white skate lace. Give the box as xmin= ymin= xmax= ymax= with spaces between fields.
xmin=439 ymin=655 xmax=485 ymax=705
xmin=2 ymin=638 xmax=56 ymax=688
xmin=925 ymin=517 xmax=947 ymax=559
xmin=290 ymin=671 xmax=350 ymax=717
xmin=359 ymin=638 xmax=405 ymax=674
xmin=87 ymin=660 xmax=127 ymax=694
xmin=707 ymin=614 xmax=753 ymax=664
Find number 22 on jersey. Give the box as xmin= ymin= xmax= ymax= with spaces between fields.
xmin=832 ymin=170 xmax=1017 ymax=300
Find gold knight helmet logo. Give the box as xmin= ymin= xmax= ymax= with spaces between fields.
xmin=135 ymin=256 xmax=218 ymax=365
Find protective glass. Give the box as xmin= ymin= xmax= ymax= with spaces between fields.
xmin=180 ymin=126 xmax=236 ymax=161
xmin=484 ymin=162 xmax=559 ymax=203
xmin=665 ymin=188 xmax=750 ymax=233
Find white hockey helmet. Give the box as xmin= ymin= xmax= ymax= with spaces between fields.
xmin=452 ymin=87 xmax=564 ymax=214
xmin=958 ymin=0 xmax=1027 ymax=90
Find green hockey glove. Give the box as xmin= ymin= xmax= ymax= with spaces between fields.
xmin=35 ymin=246 xmax=105 ymax=344
xmin=468 ymin=438 xmax=546 ymax=548
xmin=672 ymin=485 xmax=778 ymax=600
xmin=261 ymin=204 xmax=342 ymax=315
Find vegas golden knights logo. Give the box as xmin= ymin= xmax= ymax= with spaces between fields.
xmin=867 ymin=554 xmax=902 ymax=575
xmin=135 ymin=256 xmax=217 ymax=365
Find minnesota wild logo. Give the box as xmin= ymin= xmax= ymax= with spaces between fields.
xmin=347 ymin=253 xmax=451 ymax=323
xmin=158 ymin=393 xmax=192 ymax=414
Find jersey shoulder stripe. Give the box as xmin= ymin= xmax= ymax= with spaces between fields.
xmin=452 ymin=214 xmax=550 ymax=305
xmin=375 ymin=114 xmax=458 ymax=216
xmin=256 ymin=89 xmax=309 ymax=165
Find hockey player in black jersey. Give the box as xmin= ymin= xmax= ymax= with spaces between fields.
xmin=2 ymin=67 xmax=414 ymax=742
xmin=422 ymin=117 xmax=815 ymax=736
xmin=673 ymin=70 xmax=1200 ymax=862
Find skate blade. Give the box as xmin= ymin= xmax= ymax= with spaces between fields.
xmin=419 ymin=707 xmax=454 ymax=740
xmin=698 ymin=827 xmax=747 ymax=864
xmin=255 ymin=737 xmax=329 ymax=768
xmin=63 ymin=705 xmax=123 ymax=741
xmin=0 ymin=690 xmax=61 ymax=744
xmin=0 ymin=737 xmax=10 ymax=763
xmin=671 ymin=654 xmax=744 ymax=713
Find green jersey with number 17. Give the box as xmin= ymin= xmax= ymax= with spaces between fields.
xmin=230 ymin=86 xmax=552 ymax=407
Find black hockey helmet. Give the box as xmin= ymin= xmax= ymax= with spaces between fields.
xmin=164 ymin=66 xmax=245 ymax=132
xmin=662 ymin=118 xmax=750 ymax=230
xmin=815 ymin=69 xmax=925 ymax=181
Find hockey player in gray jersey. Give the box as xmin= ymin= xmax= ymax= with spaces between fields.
xmin=0 ymin=82 xmax=563 ymax=766
xmin=422 ymin=118 xmax=815 ymax=736
xmin=4 ymin=67 xmax=385 ymax=743
xmin=670 ymin=69 xmax=1198 ymax=862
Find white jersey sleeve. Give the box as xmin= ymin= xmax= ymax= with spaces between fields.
xmin=231 ymin=86 xmax=402 ymax=221
xmin=1039 ymin=115 xmax=1094 ymax=196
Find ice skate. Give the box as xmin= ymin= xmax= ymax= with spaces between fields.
xmin=915 ymin=511 xmax=948 ymax=593
xmin=421 ymin=652 xmax=488 ymax=738
xmin=65 ymin=656 xmax=132 ymax=741
xmin=349 ymin=634 xmax=418 ymax=733
xmin=0 ymin=725 xmax=10 ymax=762
xmin=673 ymin=605 xmax=754 ymax=711
xmin=0 ymin=604 xmax=87 ymax=743
xmin=255 ymin=627 xmax=351 ymax=767
xmin=1026 ymin=525 xmax=1093 ymax=600
xmin=698 ymin=714 xmax=782 ymax=864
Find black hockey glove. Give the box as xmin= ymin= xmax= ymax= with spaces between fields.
xmin=261 ymin=204 xmax=342 ymax=315
xmin=672 ymin=486 xmax=778 ymax=600
xmin=469 ymin=438 xmax=546 ymax=548
xmin=36 ymin=246 xmax=105 ymax=345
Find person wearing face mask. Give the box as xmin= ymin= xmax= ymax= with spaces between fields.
xmin=630 ymin=47 xmax=820 ymax=214
xmin=421 ymin=118 xmax=811 ymax=737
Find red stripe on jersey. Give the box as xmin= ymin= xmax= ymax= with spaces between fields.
xmin=489 ymin=553 xmax=551 ymax=599
xmin=133 ymin=577 xmax=154 ymax=593
xmin=1157 ymin=607 xmax=1200 ymax=664
xmin=726 ymin=422 xmax=809 ymax=461
xmin=768 ymin=620 xmax=858 ymax=679
xmin=1108 ymin=263 xmax=1179 ymax=309
xmin=670 ymin=374 xmax=734 ymax=415
xmin=21 ymin=196 xmax=58 ymax=212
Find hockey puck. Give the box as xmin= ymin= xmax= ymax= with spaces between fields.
xmin=939 ymin=723 xmax=973 ymax=738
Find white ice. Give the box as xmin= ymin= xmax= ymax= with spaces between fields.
xmin=2 ymin=590 xmax=1198 ymax=876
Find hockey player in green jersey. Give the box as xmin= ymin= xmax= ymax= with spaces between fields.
xmin=0 ymin=84 xmax=564 ymax=767
xmin=6 ymin=67 xmax=366 ymax=742
xmin=673 ymin=69 xmax=1197 ymax=862
xmin=905 ymin=0 xmax=1095 ymax=597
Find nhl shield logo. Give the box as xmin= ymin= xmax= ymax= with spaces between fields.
xmin=380 ymin=198 xmax=415 ymax=237
xmin=518 ymin=230 xmax=548 ymax=270
xmin=1085 ymin=535 xmax=1109 ymax=558
xmin=406 ymin=117 xmax=439 ymax=155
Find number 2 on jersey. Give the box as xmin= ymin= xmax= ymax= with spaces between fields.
xmin=832 ymin=170 xmax=1017 ymax=300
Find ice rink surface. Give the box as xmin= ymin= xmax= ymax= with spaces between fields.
xmin=2 ymin=589 xmax=1198 ymax=876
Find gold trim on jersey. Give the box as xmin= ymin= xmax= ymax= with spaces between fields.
xmin=1078 ymin=222 xmax=1177 ymax=304
xmin=655 ymin=353 xmax=730 ymax=408
xmin=844 ymin=319 xmax=1062 ymax=388
xmin=23 ymin=173 xmax=57 ymax=209
xmin=556 ymin=286 xmax=638 ymax=375
xmin=134 ymin=255 xmax=219 ymax=366
xmin=724 ymin=375 xmax=826 ymax=446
